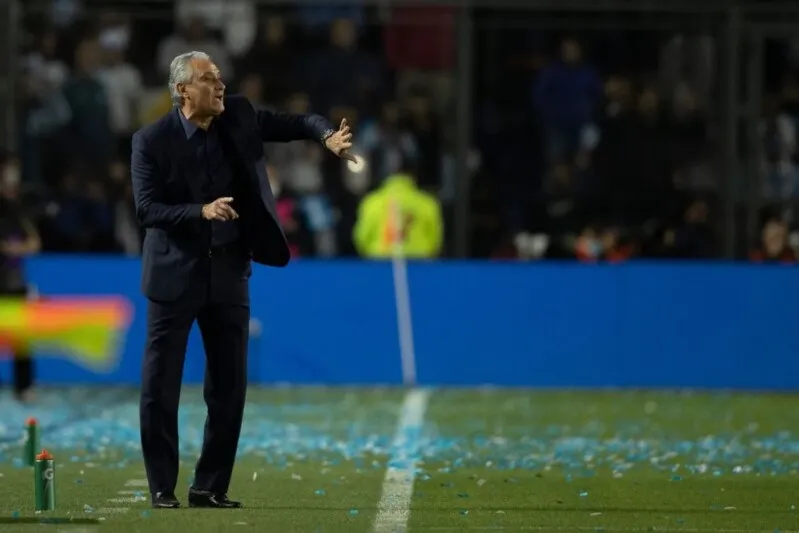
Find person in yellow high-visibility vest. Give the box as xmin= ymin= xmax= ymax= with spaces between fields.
xmin=353 ymin=171 xmax=443 ymax=258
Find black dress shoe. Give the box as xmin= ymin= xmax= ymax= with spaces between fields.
xmin=152 ymin=492 xmax=180 ymax=509
xmin=188 ymin=489 xmax=242 ymax=508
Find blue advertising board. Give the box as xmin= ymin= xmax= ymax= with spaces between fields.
xmin=0 ymin=257 xmax=796 ymax=390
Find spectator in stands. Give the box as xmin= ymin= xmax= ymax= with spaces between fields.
xmin=598 ymin=225 xmax=634 ymax=262
xmin=0 ymin=153 xmax=41 ymax=402
xmin=629 ymin=87 xmax=678 ymax=221
xmin=237 ymin=16 xmax=297 ymax=108
xmin=660 ymin=199 xmax=715 ymax=259
xmin=97 ymin=30 xmax=144 ymax=156
xmin=23 ymin=29 xmax=69 ymax=91
xmin=750 ymin=218 xmax=796 ymax=263
xmin=383 ymin=5 xmax=455 ymax=113
xmin=267 ymin=164 xmax=311 ymax=258
xmin=573 ymin=225 xmax=601 ymax=262
xmin=356 ymin=100 xmax=419 ymax=186
xmin=533 ymin=37 xmax=602 ymax=164
xmin=157 ymin=17 xmax=232 ymax=82
xmin=760 ymin=94 xmax=798 ymax=200
xmin=598 ymin=85 xmax=676 ymax=224
xmin=175 ymin=0 xmax=256 ymax=58
xmin=97 ymin=13 xmax=133 ymax=61
xmin=238 ymin=73 xmax=266 ymax=108
xmin=16 ymin=62 xmax=72 ymax=187
xmin=541 ymin=161 xmax=585 ymax=239
xmin=591 ymin=74 xmax=635 ymax=218
xmin=62 ymin=38 xmax=113 ymax=169
xmin=572 ymin=224 xmax=633 ymax=262
xmin=303 ymin=18 xmax=383 ymax=117
xmin=404 ymin=88 xmax=443 ymax=190
xmin=669 ymin=84 xmax=710 ymax=191
xmin=50 ymin=169 xmax=115 ymax=252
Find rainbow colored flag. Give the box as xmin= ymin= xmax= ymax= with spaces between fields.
xmin=0 ymin=297 xmax=133 ymax=372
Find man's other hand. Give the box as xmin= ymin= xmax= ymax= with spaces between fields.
xmin=324 ymin=118 xmax=356 ymax=163
xmin=202 ymin=197 xmax=239 ymax=221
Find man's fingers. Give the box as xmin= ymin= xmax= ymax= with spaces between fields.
xmin=211 ymin=204 xmax=234 ymax=220
xmin=218 ymin=204 xmax=238 ymax=220
xmin=340 ymin=118 xmax=348 ymax=130
xmin=210 ymin=197 xmax=238 ymax=220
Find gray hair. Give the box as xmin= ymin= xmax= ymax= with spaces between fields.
xmin=168 ymin=51 xmax=211 ymax=106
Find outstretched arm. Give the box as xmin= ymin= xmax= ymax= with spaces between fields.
xmin=255 ymin=106 xmax=356 ymax=162
xmin=256 ymin=108 xmax=335 ymax=144
xmin=130 ymin=132 xmax=203 ymax=229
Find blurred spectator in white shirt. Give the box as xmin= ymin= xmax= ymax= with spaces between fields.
xmin=175 ymin=0 xmax=256 ymax=58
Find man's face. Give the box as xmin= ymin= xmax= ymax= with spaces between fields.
xmin=180 ymin=58 xmax=226 ymax=116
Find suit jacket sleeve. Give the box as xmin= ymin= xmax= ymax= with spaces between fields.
xmin=130 ymin=132 xmax=204 ymax=228
xmin=256 ymin=107 xmax=336 ymax=144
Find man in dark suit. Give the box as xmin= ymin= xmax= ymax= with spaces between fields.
xmin=131 ymin=51 xmax=354 ymax=510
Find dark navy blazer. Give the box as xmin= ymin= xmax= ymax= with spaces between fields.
xmin=130 ymin=94 xmax=334 ymax=301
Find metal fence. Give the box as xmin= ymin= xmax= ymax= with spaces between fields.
xmin=6 ymin=0 xmax=799 ymax=258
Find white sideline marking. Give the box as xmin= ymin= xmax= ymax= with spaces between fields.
xmin=372 ymin=389 xmax=431 ymax=533
xmin=123 ymin=479 xmax=148 ymax=487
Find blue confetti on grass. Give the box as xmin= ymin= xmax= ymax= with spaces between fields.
xmin=2 ymin=388 xmax=799 ymax=483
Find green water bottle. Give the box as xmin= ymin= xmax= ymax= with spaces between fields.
xmin=24 ymin=418 xmax=38 ymax=467
xmin=34 ymin=449 xmax=56 ymax=511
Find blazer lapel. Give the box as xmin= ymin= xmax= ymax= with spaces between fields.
xmin=168 ymin=108 xmax=204 ymax=200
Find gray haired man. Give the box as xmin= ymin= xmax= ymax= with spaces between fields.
xmin=131 ymin=51 xmax=353 ymax=509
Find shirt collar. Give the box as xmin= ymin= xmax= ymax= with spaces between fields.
xmin=178 ymin=109 xmax=199 ymax=139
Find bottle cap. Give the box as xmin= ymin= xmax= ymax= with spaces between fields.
xmin=26 ymin=417 xmax=37 ymax=426
xmin=36 ymin=449 xmax=53 ymax=461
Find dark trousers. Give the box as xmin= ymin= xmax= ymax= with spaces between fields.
xmin=1 ymin=286 xmax=34 ymax=395
xmin=139 ymin=255 xmax=250 ymax=496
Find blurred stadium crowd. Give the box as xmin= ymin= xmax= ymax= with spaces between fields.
xmin=3 ymin=0 xmax=799 ymax=262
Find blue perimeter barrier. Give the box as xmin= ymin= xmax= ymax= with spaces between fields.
xmin=0 ymin=256 xmax=796 ymax=390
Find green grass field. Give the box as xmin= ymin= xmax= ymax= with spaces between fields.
xmin=1 ymin=387 xmax=798 ymax=532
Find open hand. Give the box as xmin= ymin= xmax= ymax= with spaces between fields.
xmin=324 ymin=118 xmax=356 ymax=163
